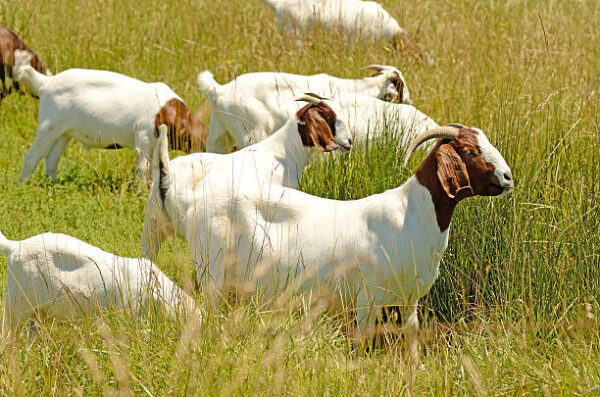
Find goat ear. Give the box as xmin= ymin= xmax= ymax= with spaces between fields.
xmin=297 ymin=106 xmax=339 ymax=152
xmin=436 ymin=144 xmax=473 ymax=200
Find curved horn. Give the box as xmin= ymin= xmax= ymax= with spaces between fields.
xmin=403 ymin=126 xmax=461 ymax=166
xmin=447 ymin=123 xmax=466 ymax=129
xmin=361 ymin=64 xmax=386 ymax=73
xmin=295 ymin=92 xmax=330 ymax=106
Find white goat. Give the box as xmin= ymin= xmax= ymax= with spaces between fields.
xmin=0 ymin=229 xmax=199 ymax=330
xmin=13 ymin=49 xmax=207 ymax=182
xmin=141 ymin=96 xmax=353 ymax=260
xmin=263 ymin=0 xmax=423 ymax=53
xmin=149 ymin=123 xmax=513 ymax=360
xmin=198 ymin=65 xmax=411 ymax=153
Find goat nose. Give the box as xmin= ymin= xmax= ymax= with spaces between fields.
xmin=504 ymin=172 xmax=512 ymax=181
xmin=348 ymin=138 xmax=353 ymax=146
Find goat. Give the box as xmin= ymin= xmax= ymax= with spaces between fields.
xmin=150 ymin=123 xmax=513 ymax=362
xmin=0 ymin=229 xmax=199 ymax=330
xmin=0 ymin=27 xmax=51 ymax=104
xmin=198 ymin=65 xmax=411 ymax=153
xmin=262 ymin=0 xmax=427 ymax=59
xmin=141 ymin=96 xmax=354 ymax=260
xmin=13 ymin=49 xmax=207 ymax=182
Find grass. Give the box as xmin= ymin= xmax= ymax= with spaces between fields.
xmin=0 ymin=0 xmax=599 ymax=394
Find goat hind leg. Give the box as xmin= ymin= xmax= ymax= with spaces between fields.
xmin=19 ymin=122 xmax=61 ymax=182
xmin=44 ymin=135 xmax=70 ymax=182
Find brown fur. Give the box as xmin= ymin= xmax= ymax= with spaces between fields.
xmin=415 ymin=128 xmax=506 ymax=231
xmin=295 ymin=102 xmax=339 ymax=152
xmin=0 ymin=27 xmax=49 ymax=101
xmin=154 ymin=98 xmax=207 ymax=152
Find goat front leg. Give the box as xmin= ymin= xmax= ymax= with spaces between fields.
xmin=403 ymin=301 xmax=419 ymax=370
xmin=134 ymin=132 xmax=153 ymax=181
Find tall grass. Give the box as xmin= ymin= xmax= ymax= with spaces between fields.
xmin=0 ymin=0 xmax=599 ymax=394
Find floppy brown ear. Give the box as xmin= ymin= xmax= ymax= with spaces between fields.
xmin=436 ymin=143 xmax=473 ymax=200
xmin=297 ymin=105 xmax=339 ymax=152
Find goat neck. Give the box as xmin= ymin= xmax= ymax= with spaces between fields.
xmin=255 ymin=118 xmax=311 ymax=185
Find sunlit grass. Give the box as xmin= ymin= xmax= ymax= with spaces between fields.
xmin=0 ymin=0 xmax=599 ymax=394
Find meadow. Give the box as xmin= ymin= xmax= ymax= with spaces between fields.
xmin=0 ymin=0 xmax=599 ymax=394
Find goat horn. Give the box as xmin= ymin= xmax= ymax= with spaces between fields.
xmin=361 ymin=64 xmax=386 ymax=72
xmin=296 ymin=92 xmax=330 ymax=105
xmin=403 ymin=126 xmax=461 ymax=166
xmin=447 ymin=123 xmax=466 ymax=129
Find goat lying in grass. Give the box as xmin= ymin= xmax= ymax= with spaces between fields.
xmin=141 ymin=97 xmax=353 ymax=260
xmin=198 ymin=65 xmax=411 ymax=153
xmin=0 ymin=27 xmax=51 ymax=104
xmin=0 ymin=229 xmax=199 ymax=330
xmin=150 ymin=123 xmax=513 ymax=362
xmin=13 ymin=49 xmax=206 ymax=182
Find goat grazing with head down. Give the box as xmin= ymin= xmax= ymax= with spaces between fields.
xmin=12 ymin=49 xmax=207 ymax=182
xmin=141 ymin=96 xmax=354 ymax=261
xmin=198 ymin=64 xmax=411 ymax=153
xmin=262 ymin=0 xmax=430 ymax=61
xmin=0 ymin=27 xmax=51 ymax=104
xmin=149 ymin=122 xmax=513 ymax=363
xmin=0 ymin=229 xmax=199 ymax=331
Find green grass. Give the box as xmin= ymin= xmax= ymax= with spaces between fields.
xmin=1 ymin=0 xmax=599 ymax=394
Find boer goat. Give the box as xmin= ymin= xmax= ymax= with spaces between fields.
xmin=141 ymin=96 xmax=353 ymax=260
xmin=0 ymin=229 xmax=199 ymax=330
xmin=0 ymin=27 xmax=51 ymax=103
xmin=262 ymin=0 xmax=428 ymax=59
xmin=13 ymin=49 xmax=206 ymax=182
xmin=150 ymin=123 xmax=513 ymax=363
xmin=198 ymin=65 xmax=410 ymax=153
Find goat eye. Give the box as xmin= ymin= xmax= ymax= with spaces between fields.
xmin=464 ymin=150 xmax=475 ymax=158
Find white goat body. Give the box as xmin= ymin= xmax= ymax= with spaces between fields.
xmin=0 ymin=230 xmax=198 ymax=328
xmin=263 ymin=0 xmax=405 ymax=42
xmin=141 ymin=100 xmax=353 ymax=260
xmin=198 ymin=67 xmax=411 ymax=153
xmin=150 ymin=124 xmax=514 ymax=357
xmin=13 ymin=50 xmax=206 ymax=182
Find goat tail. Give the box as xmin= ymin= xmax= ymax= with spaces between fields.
xmin=152 ymin=125 xmax=171 ymax=207
xmin=14 ymin=49 xmax=50 ymax=96
xmin=0 ymin=230 xmax=15 ymax=256
xmin=197 ymin=70 xmax=221 ymax=106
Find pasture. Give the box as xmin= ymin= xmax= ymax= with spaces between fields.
xmin=0 ymin=0 xmax=599 ymax=394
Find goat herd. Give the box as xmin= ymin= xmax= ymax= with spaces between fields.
xmin=0 ymin=0 xmax=514 ymax=362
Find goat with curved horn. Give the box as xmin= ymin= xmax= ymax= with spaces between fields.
xmin=403 ymin=125 xmax=461 ymax=166
xmin=295 ymin=92 xmax=330 ymax=105
xmin=361 ymin=64 xmax=386 ymax=73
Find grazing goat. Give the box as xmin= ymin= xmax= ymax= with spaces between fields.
xmin=262 ymin=0 xmax=426 ymax=57
xmin=0 ymin=27 xmax=51 ymax=103
xmin=0 ymin=229 xmax=199 ymax=330
xmin=141 ymin=97 xmax=354 ymax=260
xmin=13 ymin=50 xmax=207 ymax=182
xmin=198 ymin=65 xmax=411 ymax=153
xmin=150 ymin=123 xmax=513 ymax=361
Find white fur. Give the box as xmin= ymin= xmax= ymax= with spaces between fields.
xmin=141 ymin=102 xmax=354 ymax=260
xmin=0 ymin=230 xmax=199 ymax=329
xmin=149 ymin=126 xmax=512 ymax=356
xmin=198 ymin=68 xmax=411 ymax=153
xmin=263 ymin=0 xmax=405 ymax=43
xmin=473 ymin=128 xmax=513 ymax=191
xmin=13 ymin=49 xmax=185 ymax=181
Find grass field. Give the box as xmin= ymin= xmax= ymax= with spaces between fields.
xmin=0 ymin=0 xmax=599 ymax=394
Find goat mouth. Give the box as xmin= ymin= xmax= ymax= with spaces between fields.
xmin=336 ymin=142 xmax=352 ymax=152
